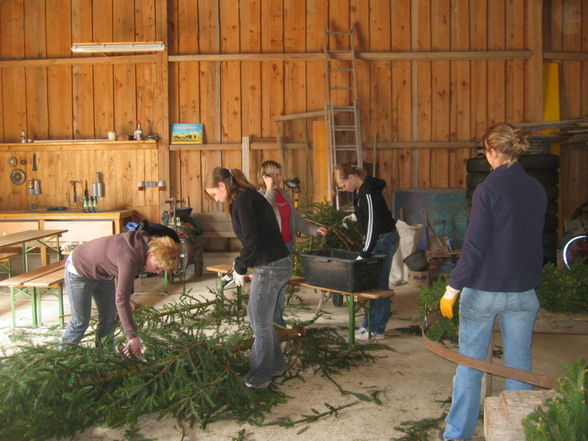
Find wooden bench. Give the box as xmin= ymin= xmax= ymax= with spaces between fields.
xmin=0 ymin=259 xmax=66 ymax=328
xmin=206 ymin=264 xmax=394 ymax=344
xmin=0 ymin=249 xmax=21 ymax=278
xmin=194 ymin=213 xmax=238 ymax=251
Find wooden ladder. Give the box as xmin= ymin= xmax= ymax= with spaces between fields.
xmin=324 ymin=27 xmax=363 ymax=207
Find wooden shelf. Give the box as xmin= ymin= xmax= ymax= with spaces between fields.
xmin=0 ymin=140 xmax=157 ymax=152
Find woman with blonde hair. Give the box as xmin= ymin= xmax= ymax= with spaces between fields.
xmin=333 ymin=164 xmax=398 ymax=340
xmin=205 ymin=167 xmax=291 ymax=389
xmin=439 ymin=123 xmax=547 ymax=441
xmin=258 ymin=160 xmax=327 ymax=326
xmin=62 ymin=232 xmax=180 ymax=356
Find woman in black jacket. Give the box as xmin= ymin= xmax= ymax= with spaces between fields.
xmin=205 ymin=167 xmax=291 ymax=388
xmin=334 ymin=164 xmax=399 ymax=340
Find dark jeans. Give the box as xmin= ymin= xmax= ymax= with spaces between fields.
xmin=360 ymin=229 xmax=399 ymax=333
xmin=245 ymin=255 xmax=292 ymax=386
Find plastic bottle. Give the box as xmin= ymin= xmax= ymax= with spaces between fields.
xmin=133 ymin=122 xmax=143 ymax=140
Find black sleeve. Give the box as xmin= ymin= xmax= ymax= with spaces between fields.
xmin=360 ymin=193 xmax=378 ymax=257
xmin=232 ymin=197 xmax=263 ymax=275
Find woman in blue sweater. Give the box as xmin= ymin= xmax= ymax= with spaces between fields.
xmin=439 ymin=123 xmax=547 ymax=441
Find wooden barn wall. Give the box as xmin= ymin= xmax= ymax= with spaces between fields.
xmin=544 ymin=0 xmax=588 ymax=219
xmin=166 ymin=0 xmax=545 ymax=210
xmin=0 ymin=0 xmax=168 ymax=221
xmin=0 ymin=143 xmax=160 ymax=220
xmin=0 ymin=0 xmax=586 ymax=221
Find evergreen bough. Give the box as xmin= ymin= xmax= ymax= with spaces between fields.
xmin=0 ymin=289 xmax=384 ymax=441
xmin=523 ymin=359 xmax=588 ymax=441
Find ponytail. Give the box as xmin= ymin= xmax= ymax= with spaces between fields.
xmin=204 ymin=167 xmax=256 ymax=212
xmin=482 ymin=122 xmax=529 ymax=166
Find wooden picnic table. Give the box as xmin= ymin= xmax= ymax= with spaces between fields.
xmin=0 ymin=229 xmax=67 ymax=270
xmin=206 ymin=264 xmax=394 ymax=344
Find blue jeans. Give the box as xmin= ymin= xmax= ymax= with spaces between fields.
xmin=246 ymin=256 xmax=292 ymax=386
xmin=443 ymin=288 xmax=540 ymax=440
xmin=273 ymin=241 xmax=295 ymax=326
xmin=61 ymin=270 xmax=117 ymax=344
xmin=360 ymin=230 xmax=399 ymax=333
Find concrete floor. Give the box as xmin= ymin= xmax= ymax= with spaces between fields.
xmin=1 ymin=252 xmax=586 ymax=440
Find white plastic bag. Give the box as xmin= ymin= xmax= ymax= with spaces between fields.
xmin=389 ymin=220 xmax=423 ymax=286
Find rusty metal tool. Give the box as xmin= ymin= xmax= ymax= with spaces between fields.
xmin=70 ymin=180 xmax=81 ymax=203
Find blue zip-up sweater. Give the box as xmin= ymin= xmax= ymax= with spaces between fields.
xmin=450 ymin=161 xmax=547 ymax=292
xmin=353 ymin=176 xmax=397 ymax=258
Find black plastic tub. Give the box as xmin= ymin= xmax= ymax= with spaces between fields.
xmin=403 ymin=250 xmax=428 ymax=272
xmin=299 ymin=249 xmax=385 ymax=292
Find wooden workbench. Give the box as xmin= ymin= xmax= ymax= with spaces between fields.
xmin=0 ymin=209 xmax=135 ymax=243
xmin=206 ymin=264 xmax=394 ymax=344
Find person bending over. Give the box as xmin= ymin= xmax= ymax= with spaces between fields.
xmin=205 ymin=167 xmax=291 ymax=389
xmin=61 ymin=231 xmax=180 ymax=355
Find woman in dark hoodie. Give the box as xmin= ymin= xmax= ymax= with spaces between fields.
xmin=334 ymin=164 xmax=398 ymax=340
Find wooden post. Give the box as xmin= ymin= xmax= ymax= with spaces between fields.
xmin=155 ymin=0 xmax=170 ymax=217
xmin=241 ymin=136 xmax=251 ymax=180
xmin=312 ymin=120 xmax=329 ymax=203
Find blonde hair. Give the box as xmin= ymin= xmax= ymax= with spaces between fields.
xmin=204 ymin=167 xmax=256 ymax=212
xmin=333 ymin=164 xmax=367 ymax=186
xmin=482 ymin=123 xmax=529 ymax=166
xmin=148 ymin=236 xmax=180 ymax=272
xmin=258 ymin=160 xmax=283 ymax=188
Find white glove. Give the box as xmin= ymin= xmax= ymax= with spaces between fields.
xmin=342 ymin=213 xmax=357 ymax=229
xmin=355 ymin=255 xmax=364 ymax=261
xmin=233 ymin=271 xmax=247 ymax=287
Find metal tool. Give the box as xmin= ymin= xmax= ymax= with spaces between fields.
xmin=32 ymin=154 xmax=37 ymax=171
xmin=70 ymin=180 xmax=81 ymax=203
xmin=92 ymin=172 xmax=104 ymax=198
xmin=10 ymin=169 xmax=26 ymax=185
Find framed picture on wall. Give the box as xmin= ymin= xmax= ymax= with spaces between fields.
xmin=171 ymin=123 xmax=203 ymax=144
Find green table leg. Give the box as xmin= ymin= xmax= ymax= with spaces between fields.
xmin=346 ymin=294 xmax=355 ymax=344
xmin=10 ymin=287 xmax=16 ymax=328
xmin=163 ymin=271 xmax=169 ymax=293
xmin=31 ymin=288 xmax=38 ymax=328
xmin=236 ymin=286 xmax=243 ymax=309
xmin=58 ymin=285 xmax=64 ymax=327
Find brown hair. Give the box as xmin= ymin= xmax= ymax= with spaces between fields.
xmin=204 ymin=167 xmax=256 ymax=212
xmin=481 ymin=123 xmax=529 ymax=166
xmin=258 ymin=160 xmax=283 ymax=188
xmin=148 ymin=236 xmax=180 ymax=272
xmin=333 ymin=164 xmax=367 ymax=184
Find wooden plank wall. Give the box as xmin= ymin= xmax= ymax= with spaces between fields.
xmin=545 ymin=0 xmax=588 ymax=218
xmin=0 ymin=0 xmax=586 ymax=221
xmin=0 ymin=142 xmax=159 ymax=220
xmin=0 ymin=0 xmax=166 ymax=221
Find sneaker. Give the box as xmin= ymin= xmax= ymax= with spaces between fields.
xmin=354 ymin=327 xmax=385 ymax=341
xmin=244 ymin=380 xmax=271 ymax=389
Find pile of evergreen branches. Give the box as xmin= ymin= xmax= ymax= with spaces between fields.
xmin=0 ymin=289 xmax=384 ymax=441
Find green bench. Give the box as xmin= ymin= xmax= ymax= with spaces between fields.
xmin=0 ymin=259 xmax=66 ymax=328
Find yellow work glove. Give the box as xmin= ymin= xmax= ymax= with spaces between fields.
xmin=440 ymin=286 xmax=461 ymax=319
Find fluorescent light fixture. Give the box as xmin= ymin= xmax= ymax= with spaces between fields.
xmin=71 ymin=41 xmax=165 ymax=53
